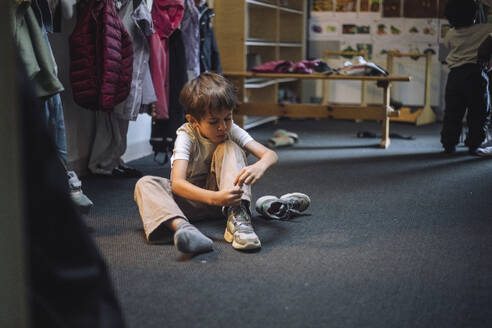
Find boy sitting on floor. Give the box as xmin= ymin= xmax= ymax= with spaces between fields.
xmin=134 ymin=72 xmax=279 ymax=253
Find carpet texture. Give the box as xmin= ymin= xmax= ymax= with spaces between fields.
xmin=81 ymin=119 xmax=492 ymax=328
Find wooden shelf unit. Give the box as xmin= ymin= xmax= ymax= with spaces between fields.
xmin=213 ymin=0 xmax=307 ymax=128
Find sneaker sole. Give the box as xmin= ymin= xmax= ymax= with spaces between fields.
xmin=224 ymin=228 xmax=261 ymax=250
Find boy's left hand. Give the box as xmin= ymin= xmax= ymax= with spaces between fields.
xmin=234 ymin=163 xmax=265 ymax=186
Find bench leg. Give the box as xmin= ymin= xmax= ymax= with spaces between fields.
xmin=380 ymin=82 xmax=392 ymax=148
xmin=380 ymin=117 xmax=390 ymax=148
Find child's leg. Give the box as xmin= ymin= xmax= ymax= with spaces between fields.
xmin=465 ymin=69 xmax=490 ymax=151
xmin=134 ymin=176 xmax=186 ymax=242
xmin=209 ymin=140 xmax=251 ymax=203
xmin=210 ymin=141 xmax=261 ymax=250
xmin=134 ymin=176 xmax=213 ymax=253
xmin=441 ymin=69 xmax=467 ymax=151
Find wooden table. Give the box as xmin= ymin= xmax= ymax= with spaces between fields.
xmin=224 ymin=71 xmax=412 ymax=148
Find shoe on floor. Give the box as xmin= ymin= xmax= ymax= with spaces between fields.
xmin=476 ymin=146 xmax=492 ymax=156
xmin=279 ymin=192 xmax=311 ymax=213
xmin=273 ymin=129 xmax=299 ymax=143
xmin=442 ymin=145 xmax=456 ymax=154
xmin=267 ymin=135 xmax=295 ymax=148
xmin=256 ymin=192 xmax=311 ymax=220
xmin=111 ymin=164 xmax=142 ymax=178
xmin=480 ymin=128 xmax=492 ymax=147
xmin=224 ymin=205 xmax=261 ymax=250
xmin=255 ymin=195 xmax=292 ymax=220
xmin=468 ymin=147 xmax=479 ymax=156
xmin=68 ymin=171 xmax=93 ymax=214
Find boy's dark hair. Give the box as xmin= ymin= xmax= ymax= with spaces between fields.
xmin=445 ymin=0 xmax=477 ymax=28
xmin=179 ymin=72 xmax=239 ymax=120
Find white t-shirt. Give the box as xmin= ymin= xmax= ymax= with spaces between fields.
xmin=444 ymin=24 xmax=492 ymax=69
xmin=170 ymin=122 xmax=253 ymax=180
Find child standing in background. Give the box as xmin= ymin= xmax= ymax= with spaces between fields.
xmin=441 ymin=0 xmax=492 ymax=154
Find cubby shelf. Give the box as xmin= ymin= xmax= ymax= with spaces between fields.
xmin=245 ymin=77 xmax=298 ymax=88
xmin=214 ymin=0 xmax=306 ymax=128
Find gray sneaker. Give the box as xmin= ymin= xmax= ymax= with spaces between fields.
xmin=255 ymin=195 xmax=291 ymax=220
xmin=279 ymin=192 xmax=311 ymax=213
xmin=68 ymin=171 xmax=93 ymax=214
xmin=255 ymin=192 xmax=310 ymax=220
xmin=224 ymin=205 xmax=261 ymax=250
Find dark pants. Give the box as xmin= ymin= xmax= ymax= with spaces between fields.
xmin=441 ymin=64 xmax=490 ymax=150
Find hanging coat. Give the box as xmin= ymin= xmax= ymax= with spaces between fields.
xmin=198 ymin=3 xmax=221 ymax=73
xmin=150 ymin=28 xmax=187 ymax=162
xmin=148 ymin=0 xmax=184 ymax=119
xmin=69 ymin=0 xmax=133 ymax=111
xmin=180 ymin=0 xmax=200 ymax=78
xmin=11 ymin=2 xmax=64 ymax=98
xmin=114 ymin=0 xmax=157 ymax=121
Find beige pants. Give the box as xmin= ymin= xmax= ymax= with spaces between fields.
xmin=134 ymin=140 xmax=251 ymax=243
xmin=88 ymin=112 xmax=129 ymax=175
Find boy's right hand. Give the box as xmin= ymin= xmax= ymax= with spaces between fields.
xmin=212 ymin=188 xmax=243 ymax=206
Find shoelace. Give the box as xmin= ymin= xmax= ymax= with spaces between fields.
xmin=231 ymin=209 xmax=254 ymax=233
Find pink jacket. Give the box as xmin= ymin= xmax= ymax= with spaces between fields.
xmin=149 ymin=0 xmax=184 ymax=119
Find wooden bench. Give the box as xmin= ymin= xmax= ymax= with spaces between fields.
xmin=224 ymin=71 xmax=412 ymax=148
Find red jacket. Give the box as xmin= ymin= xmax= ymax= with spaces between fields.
xmin=69 ymin=0 xmax=133 ymax=111
xmin=149 ymin=0 xmax=184 ymax=119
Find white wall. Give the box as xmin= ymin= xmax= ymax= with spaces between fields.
xmin=122 ymin=115 xmax=153 ymax=163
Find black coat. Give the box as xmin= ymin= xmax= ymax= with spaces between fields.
xmin=198 ymin=4 xmax=222 ymax=73
xmin=150 ymin=28 xmax=188 ymax=163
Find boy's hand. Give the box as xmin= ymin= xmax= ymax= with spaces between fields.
xmin=213 ymin=188 xmax=243 ymax=206
xmin=234 ymin=163 xmax=265 ymax=187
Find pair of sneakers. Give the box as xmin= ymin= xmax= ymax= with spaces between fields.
xmin=267 ymin=129 xmax=299 ymax=148
xmin=224 ymin=193 xmax=311 ymax=250
xmin=255 ymin=192 xmax=311 ymax=220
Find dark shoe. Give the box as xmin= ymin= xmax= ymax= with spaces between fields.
xmin=111 ymin=165 xmax=142 ymax=178
xmin=468 ymin=147 xmax=479 ymax=156
xmin=442 ymin=145 xmax=456 ymax=154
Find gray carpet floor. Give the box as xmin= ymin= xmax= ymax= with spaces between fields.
xmin=82 ymin=119 xmax=492 ymax=328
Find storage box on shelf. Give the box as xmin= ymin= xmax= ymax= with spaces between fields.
xmin=213 ymin=0 xmax=306 ymax=129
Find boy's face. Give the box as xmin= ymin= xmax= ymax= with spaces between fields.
xmin=188 ymin=108 xmax=233 ymax=144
